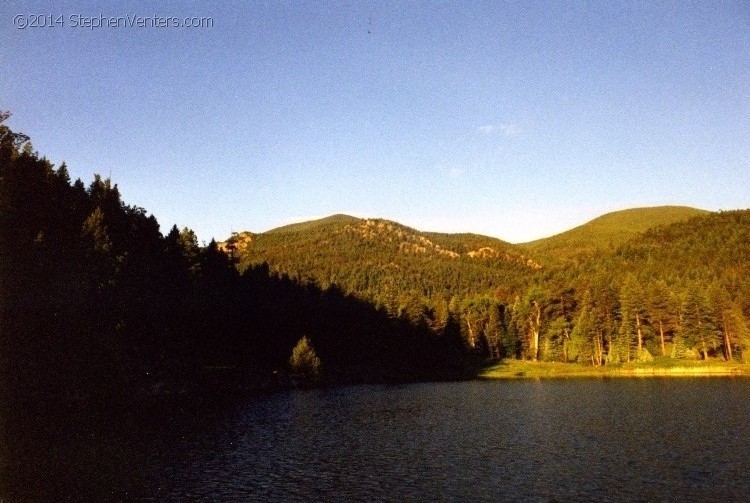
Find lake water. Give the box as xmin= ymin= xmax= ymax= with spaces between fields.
xmin=128 ymin=378 xmax=750 ymax=502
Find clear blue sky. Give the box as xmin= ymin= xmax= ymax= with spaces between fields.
xmin=2 ymin=1 xmax=748 ymax=243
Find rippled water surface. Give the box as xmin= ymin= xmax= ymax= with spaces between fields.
xmin=137 ymin=379 xmax=750 ymax=501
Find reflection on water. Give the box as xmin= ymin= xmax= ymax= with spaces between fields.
xmin=131 ymin=379 xmax=750 ymax=502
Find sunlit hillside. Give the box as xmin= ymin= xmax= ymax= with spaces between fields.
xmin=520 ymin=206 xmax=709 ymax=263
xmin=222 ymin=215 xmax=541 ymax=308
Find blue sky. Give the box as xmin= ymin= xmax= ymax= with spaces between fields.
xmin=2 ymin=1 xmax=748 ymax=243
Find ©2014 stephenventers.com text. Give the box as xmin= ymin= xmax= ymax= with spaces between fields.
xmin=13 ymin=13 xmax=214 ymax=30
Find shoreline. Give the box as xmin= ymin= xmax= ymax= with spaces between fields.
xmin=479 ymin=360 xmax=749 ymax=379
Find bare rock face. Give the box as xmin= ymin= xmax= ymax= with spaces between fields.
xmin=218 ymin=231 xmax=255 ymax=255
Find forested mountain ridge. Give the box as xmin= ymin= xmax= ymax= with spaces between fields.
xmin=520 ymin=206 xmax=709 ymax=263
xmin=227 ymin=213 xmax=537 ymax=263
xmin=222 ymin=215 xmax=541 ymax=308
xmin=264 ymin=213 xmax=360 ymax=234
xmin=223 ymin=206 xmax=708 ymax=280
xmin=219 ymin=206 xmax=713 ymax=310
xmin=595 ymin=209 xmax=750 ymax=288
xmin=223 ymin=207 xmax=750 ymax=364
xmin=573 ymin=209 xmax=750 ymax=317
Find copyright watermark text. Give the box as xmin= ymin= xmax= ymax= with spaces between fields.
xmin=13 ymin=13 xmax=214 ymax=30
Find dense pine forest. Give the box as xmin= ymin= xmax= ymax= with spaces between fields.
xmin=0 ymin=115 xmax=473 ymax=498
xmin=226 ymin=206 xmax=750 ymax=367
xmin=0 ymin=113 xmax=473 ymax=393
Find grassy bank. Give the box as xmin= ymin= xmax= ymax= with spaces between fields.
xmin=479 ymin=358 xmax=749 ymax=379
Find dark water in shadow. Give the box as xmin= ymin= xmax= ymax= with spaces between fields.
xmin=7 ymin=379 xmax=750 ymax=501
xmin=130 ymin=379 xmax=750 ymax=502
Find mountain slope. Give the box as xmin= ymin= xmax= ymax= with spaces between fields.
xmin=520 ymin=206 xmax=709 ymax=263
xmin=598 ymin=209 xmax=750 ymax=288
xmin=264 ymin=214 xmax=362 ymax=235
xmin=222 ymin=207 xmax=750 ymax=363
xmin=222 ymin=215 xmax=541 ymax=306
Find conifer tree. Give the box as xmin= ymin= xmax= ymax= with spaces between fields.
xmin=618 ymin=274 xmax=650 ymax=361
xmin=647 ymin=280 xmax=677 ymax=357
xmin=569 ymin=297 xmax=598 ymax=365
xmin=678 ymin=288 xmax=721 ymax=359
xmin=289 ymin=336 xmax=322 ymax=385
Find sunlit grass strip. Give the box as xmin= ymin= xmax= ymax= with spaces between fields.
xmin=479 ymin=359 xmax=749 ymax=379
xmin=622 ymin=366 xmax=744 ymax=376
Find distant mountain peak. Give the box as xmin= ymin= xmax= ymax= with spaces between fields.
xmin=264 ymin=214 xmax=362 ymax=235
xmin=220 ymin=205 xmax=712 ymax=269
xmin=520 ymin=205 xmax=710 ymax=262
